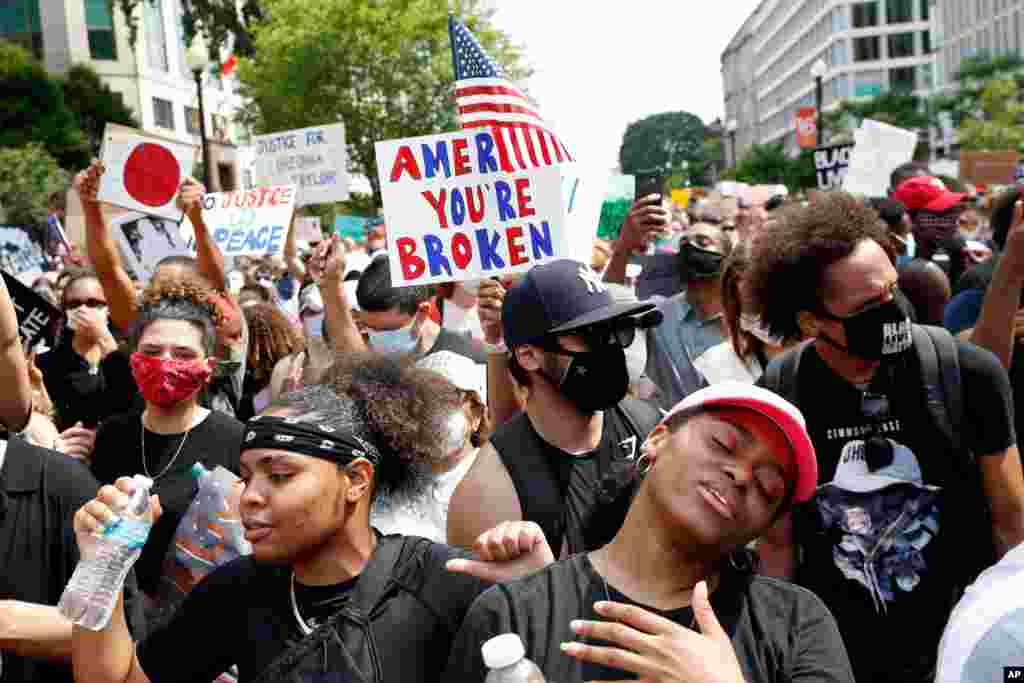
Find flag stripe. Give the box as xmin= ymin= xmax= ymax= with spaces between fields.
xmin=458 ymin=102 xmax=543 ymax=119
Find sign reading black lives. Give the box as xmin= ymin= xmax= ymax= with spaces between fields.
xmin=814 ymin=142 xmax=855 ymax=191
xmin=2 ymin=271 xmax=63 ymax=352
xmin=1007 ymin=667 xmax=1024 ymax=681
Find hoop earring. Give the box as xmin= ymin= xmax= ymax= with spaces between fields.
xmin=636 ymin=452 xmax=654 ymax=477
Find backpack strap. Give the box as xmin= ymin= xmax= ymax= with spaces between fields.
xmin=762 ymin=340 xmax=813 ymax=405
xmin=615 ymin=397 xmax=662 ymax=442
xmin=912 ymin=325 xmax=967 ymax=462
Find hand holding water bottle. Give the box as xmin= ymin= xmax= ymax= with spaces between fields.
xmin=62 ymin=476 xmax=162 ymax=630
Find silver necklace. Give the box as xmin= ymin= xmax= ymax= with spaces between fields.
xmin=592 ymin=551 xmax=699 ymax=629
xmin=140 ymin=409 xmax=195 ymax=480
xmin=290 ymin=572 xmax=315 ymax=636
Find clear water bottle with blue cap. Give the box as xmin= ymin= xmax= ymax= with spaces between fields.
xmin=58 ymin=474 xmax=154 ymax=631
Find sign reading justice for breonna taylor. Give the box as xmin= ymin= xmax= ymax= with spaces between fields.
xmin=375 ymin=129 xmax=569 ymax=287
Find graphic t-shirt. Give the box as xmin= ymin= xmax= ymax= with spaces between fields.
xmin=444 ymin=553 xmax=854 ymax=683
xmin=784 ymin=341 xmax=1015 ymax=683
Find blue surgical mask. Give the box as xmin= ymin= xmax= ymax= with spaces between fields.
xmin=367 ymin=319 xmax=418 ymax=353
xmin=894 ymin=233 xmax=916 ymax=266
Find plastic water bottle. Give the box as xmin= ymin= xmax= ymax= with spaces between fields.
xmin=483 ymin=634 xmax=546 ymax=683
xmin=174 ymin=463 xmax=250 ymax=576
xmin=58 ymin=475 xmax=154 ymax=631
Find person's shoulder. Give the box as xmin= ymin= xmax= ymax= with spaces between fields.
xmin=200 ymin=410 xmax=246 ymax=439
xmin=99 ymin=411 xmax=142 ymax=433
xmin=953 ymin=337 xmax=1006 ymax=379
xmin=199 ymin=556 xmax=284 ymax=594
xmin=10 ymin=438 xmax=100 ymax=505
xmin=431 ymin=329 xmax=488 ymax=364
xmin=745 ymin=572 xmax=837 ymax=621
xmin=489 ymin=411 xmax=530 ymax=443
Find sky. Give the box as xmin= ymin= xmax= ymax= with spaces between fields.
xmin=491 ymin=0 xmax=764 ymax=173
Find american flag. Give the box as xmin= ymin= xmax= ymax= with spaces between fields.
xmin=449 ymin=15 xmax=573 ymax=173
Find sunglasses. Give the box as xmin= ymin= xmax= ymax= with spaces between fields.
xmin=540 ymin=319 xmax=638 ymax=356
xmin=64 ymin=298 xmax=107 ymax=311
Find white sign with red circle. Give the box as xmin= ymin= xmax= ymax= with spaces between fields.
xmin=97 ymin=133 xmax=196 ymax=221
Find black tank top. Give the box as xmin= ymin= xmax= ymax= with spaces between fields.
xmin=491 ymin=400 xmax=660 ymax=558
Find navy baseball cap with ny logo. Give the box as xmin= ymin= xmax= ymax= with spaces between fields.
xmin=502 ymin=259 xmax=659 ymax=347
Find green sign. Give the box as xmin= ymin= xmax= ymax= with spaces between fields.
xmin=855 ymin=83 xmax=883 ymax=98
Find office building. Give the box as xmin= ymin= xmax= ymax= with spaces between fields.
xmin=931 ymin=0 xmax=1024 ymax=93
xmin=722 ymin=0 xmax=934 ymax=160
xmin=1 ymin=0 xmax=246 ymax=190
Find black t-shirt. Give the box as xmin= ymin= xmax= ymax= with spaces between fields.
xmin=91 ymin=410 xmax=244 ymax=596
xmin=137 ymin=539 xmax=486 ymax=683
xmin=491 ymin=402 xmax=659 ymax=559
xmin=36 ymin=345 xmax=140 ymax=430
xmin=426 ymin=328 xmax=488 ymax=364
xmin=444 ymin=553 xmax=854 ymax=682
xmin=783 ymin=341 xmax=1015 ymax=683
xmin=0 ymin=438 xmax=104 ymax=682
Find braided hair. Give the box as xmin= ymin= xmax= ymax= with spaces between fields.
xmin=243 ymin=302 xmax=304 ymax=386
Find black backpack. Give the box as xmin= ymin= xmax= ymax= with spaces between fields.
xmin=762 ymin=324 xmax=994 ymax=583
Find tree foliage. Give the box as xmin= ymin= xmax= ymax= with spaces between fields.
xmin=237 ymin=0 xmax=528 ymax=205
xmin=823 ymin=91 xmax=932 ymax=140
xmin=0 ymin=41 xmax=90 ymax=170
xmin=114 ymin=0 xmax=264 ymax=59
xmin=0 ymin=145 xmax=71 ymax=226
xmin=958 ymin=79 xmax=1024 ymax=151
xmin=618 ymin=111 xmax=706 ymax=178
xmin=931 ymin=53 xmax=1024 ymax=128
xmin=728 ymin=144 xmax=816 ymax=191
xmin=60 ymin=64 xmax=139 ymax=156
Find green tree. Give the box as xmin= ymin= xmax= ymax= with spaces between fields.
xmin=732 ymin=144 xmax=790 ymax=185
xmin=60 ymin=64 xmax=139 ymax=156
xmin=958 ymin=79 xmax=1024 ymax=151
xmin=930 ymin=54 xmax=1024 ymax=127
xmin=114 ymin=0 xmax=263 ymax=59
xmin=823 ymin=91 xmax=932 ymax=139
xmin=237 ymin=0 xmax=528 ymax=206
xmin=0 ymin=41 xmax=90 ymax=169
xmin=0 ymin=145 xmax=72 ymax=225
xmin=618 ymin=111 xmax=707 ymax=178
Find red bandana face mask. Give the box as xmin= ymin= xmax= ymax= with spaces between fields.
xmin=130 ymin=352 xmax=213 ymax=408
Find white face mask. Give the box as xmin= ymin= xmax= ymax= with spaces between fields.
xmin=740 ymin=313 xmax=784 ymax=347
xmin=442 ymin=300 xmax=472 ymax=333
xmin=367 ymin=318 xmax=418 ymax=353
xmin=67 ymin=305 xmax=109 ymax=332
xmin=302 ymin=313 xmax=325 ymax=339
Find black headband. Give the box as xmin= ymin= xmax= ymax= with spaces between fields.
xmin=242 ymin=415 xmax=380 ymax=465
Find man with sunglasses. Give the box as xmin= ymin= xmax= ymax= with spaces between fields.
xmin=448 ymin=259 xmax=664 ymax=559
xmin=605 ymin=199 xmax=731 ymax=411
xmin=749 ymin=192 xmax=1024 ymax=683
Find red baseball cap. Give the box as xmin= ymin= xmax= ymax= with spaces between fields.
xmin=665 ymin=382 xmax=818 ymax=503
xmin=894 ymin=176 xmax=967 ymax=213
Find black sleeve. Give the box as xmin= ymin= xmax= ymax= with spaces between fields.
xmin=136 ymin=561 xmax=243 ymax=682
xmin=789 ymin=587 xmax=856 ymax=683
xmin=442 ymin=585 xmax=516 ymax=681
xmin=958 ymin=340 xmax=1017 ymax=457
xmin=90 ymin=417 xmax=124 ymax=485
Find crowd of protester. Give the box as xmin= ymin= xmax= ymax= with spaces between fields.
xmin=0 ymin=154 xmax=1021 ymax=683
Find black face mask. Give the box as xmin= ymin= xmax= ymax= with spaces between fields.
xmin=545 ymin=344 xmax=630 ymax=414
xmin=678 ymin=242 xmax=724 ymax=280
xmin=818 ymin=293 xmax=913 ymax=361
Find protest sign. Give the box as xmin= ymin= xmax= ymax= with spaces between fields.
xmin=960 ymin=151 xmax=1018 ymax=186
xmin=335 ymin=215 xmax=372 ymax=240
xmin=671 ymin=189 xmax=691 ymax=208
xmin=97 ymin=131 xmax=195 ymax=221
xmin=796 ymin=107 xmax=818 ymax=149
xmin=251 ymin=123 xmax=349 ymax=206
xmin=111 ymin=212 xmax=195 ymax=283
xmin=0 ymin=226 xmax=45 ymax=281
xmin=814 ymin=142 xmax=854 ymax=191
xmin=843 ymin=119 xmax=918 ymax=197
xmin=3 ymin=271 xmax=63 ymax=353
xmin=201 ymin=185 xmax=297 ymax=258
xmin=375 ymin=130 xmax=569 ymax=286
xmin=294 ymin=216 xmax=323 ymax=242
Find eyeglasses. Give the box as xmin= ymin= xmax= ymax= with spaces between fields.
xmin=540 ymin=319 xmax=639 ymax=356
xmin=64 ymin=298 xmax=107 ymax=311
xmin=818 ymin=283 xmax=900 ymax=321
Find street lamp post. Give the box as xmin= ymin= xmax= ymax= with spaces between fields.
xmin=811 ymin=58 xmax=828 ymax=146
xmin=185 ymin=43 xmax=213 ymax=188
xmin=727 ymin=119 xmax=738 ymax=168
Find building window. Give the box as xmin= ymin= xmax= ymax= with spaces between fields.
xmin=831 ymin=41 xmax=850 ymax=66
xmin=0 ymin=0 xmax=44 ymax=60
xmin=854 ymin=36 xmax=881 ymax=61
xmin=890 ymin=66 xmax=916 ymax=92
xmin=887 ymin=0 xmax=914 ymax=23
xmin=922 ymin=30 xmax=931 ymax=54
xmin=185 ymin=106 xmax=201 ymax=135
xmin=852 ymin=2 xmax=878 ymax=28
xmin=144 ymin=0 xmax=168 ymax=72
xmin=920 ymin=0 xmax=930 ymax=21
xmin=84 ymin=0 xmax=117 ymax=60
xmin=832 ymin=7 xmax=849 ymax=32
xmin=153 ymin=97 xmax=174 ymax=129
xmin=888 ymin=32 xmax=916 ymax=58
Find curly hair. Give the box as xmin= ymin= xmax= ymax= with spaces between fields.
xmin=747 ymin=192 xmax=893 ymax=342
xmin=319 ymin=352 xmax=465 ymax=501
xmin=243 ymin=303 xmax=304 ymax=386
xmin=134 ymin=275 xmax=224 ymax=356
